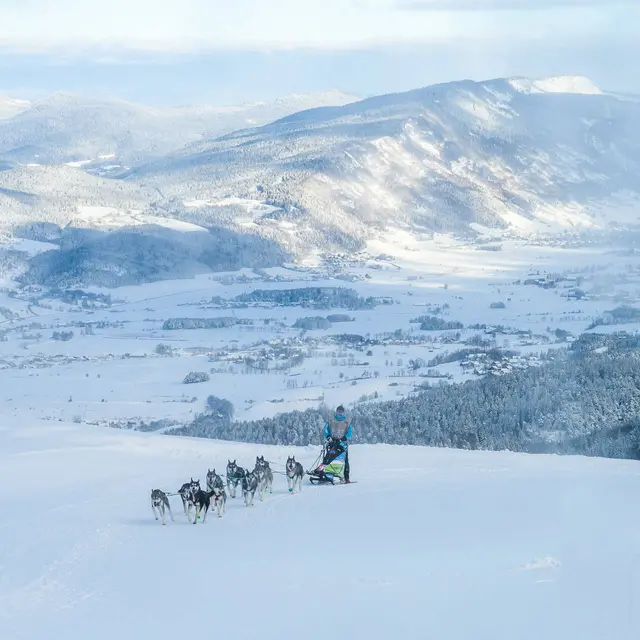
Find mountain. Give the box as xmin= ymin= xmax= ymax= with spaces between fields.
xmin=0 ymin=95 xmax=31 ymax=120
xmin=4 ymin=75 xmax=640 ymax=287
xmin=125 ymin=75 xmax=640 ymax=252
xmin=2 ymin=419 xmax=639 ymax=640
xmin=0 ymin=90 xmax=360 ymax=165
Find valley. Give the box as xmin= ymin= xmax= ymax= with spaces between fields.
xmin=1 ymin=68 xmax=640 ymax=640
xmin=0 ymin=74 xmax=639 ymax=452
xmin=2 ymin=228 xmax=640 ymax=434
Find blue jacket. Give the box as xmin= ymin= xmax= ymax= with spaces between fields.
xmin=324 ymin=413 xmax=352 ymax=445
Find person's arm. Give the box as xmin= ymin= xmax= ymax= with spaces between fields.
xmin=323 ymin=423 xmax=330 ymax=440
xmin=342 ymin=422 xmax=353 ymax=442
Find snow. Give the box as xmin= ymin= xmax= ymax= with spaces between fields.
xmin=183 ymin=198 xmax=211 ymax=208
xmin=1 ymin=420 xmax=639 ymax=640
xmin=65 ymin=160 xmax=93 ymax=168
xmin=508 ymin=75 xmax=603 ymax=95
xmin=0 ymin=91 xmax=360 ymax=168
xmin=0 ymin=95 xmax=31 ymax=120
xmin=1 ymin=73 xmax=639 ymax=638
xmin=137 ymin=214 xmax=208 ymax=234
xmin=183 ymin=197 xmax=283 ymax=217
xmin=71 ymin=205 xmax=208 ymax=233
xmin=2 ymin=228 xmax=640 ymax=426
xmin=0 ymin=237 xmax=58 ymax=256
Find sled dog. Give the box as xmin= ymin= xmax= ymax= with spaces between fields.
xmin=254 ymin=455 xmax=273 ymax=499
xmin=226 ymin=460 xmax=247 ymax=499
xmin=286 ymin=456 xmax=304 ymax=493
xmin=242 ymin=468 xmax=259 ymax=507
xmin=177 ymin=481 xmax=192 ymax=516
xmin=186 ymin=479 xmax=213 ymax=524
xmin=206 ymin=469 xmax=226 ymax=518
xmin=151 ymin=489 xmax=174 ymax=525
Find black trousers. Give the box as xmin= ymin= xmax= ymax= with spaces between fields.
xmin=344 ymin=448 xmax=350 ymax=481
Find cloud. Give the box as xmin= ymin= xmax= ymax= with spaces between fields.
xmin=0 ymin=0 xmax=635 ymax=53
xmin=2 ymin=33 xmax=639 ymax=108
xmin=397 ymin=0 xmax=636 ymax=10
xmin=0 ymin=0 xmax=472 ymax=52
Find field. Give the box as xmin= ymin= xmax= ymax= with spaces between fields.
xmin=1 ymin=419 xmax=639 ymax=639
xmin=1 ymin=230 xmax=640 ymax=429
xmin=2 ymin=222 xmax=640 ymax=640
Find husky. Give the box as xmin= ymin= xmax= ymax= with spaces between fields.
xmin=206 ymin=469 xmax=227 ymax=518
xmin=254 ymin=464 xmax=273 ymax=502
xmin=151 ymin=489 xmax=174 ymax=525
xmin=286 ymin=456 xmax=304 ymax=493
xmin=255 ymin=456 xmax=273 ymax=495
xmin=242 ymin=468 xmax=259 ymax=507
xmin=206 ymin=468 xmax=224 ymax=492
xmin=177 ymin=481 xmax=191 ymax=516
xmin=226 ymin=460 xmax=247 ymax=499
xmin=186 ymin=479 xmax=213 ymax=524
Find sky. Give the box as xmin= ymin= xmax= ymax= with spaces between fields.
xmin=0 ymin=0 xmax=637 ymax=105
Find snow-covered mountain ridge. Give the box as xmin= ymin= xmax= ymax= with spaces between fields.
xmin=126 ymin=74 xmax=640 ymax=248
xmin=0 ymin=95 xmax=31 ymax=120
xmin=0 ymin=90 xmax=360 ymax=165
xmin=2 ymin=74 xmax=640 ymax=286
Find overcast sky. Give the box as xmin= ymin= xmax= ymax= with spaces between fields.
xmin=0 ymin=0 xmax=636 ymax=104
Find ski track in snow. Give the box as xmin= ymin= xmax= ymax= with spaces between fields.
xmin=1 ymin=422 xmax=640 ymax=639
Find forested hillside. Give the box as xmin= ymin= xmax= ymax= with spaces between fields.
xmin=173 ymin=332 xmax=640 ymax=460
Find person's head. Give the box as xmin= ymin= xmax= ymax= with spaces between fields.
xmin=336 ymin=405 xmax=345 ymax=418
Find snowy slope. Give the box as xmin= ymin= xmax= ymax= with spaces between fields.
xmin=0 ymin=163 xmax=155 ymax=236
xmin=127 ymin=74 xmax=640 ymax=252
xmin=507 ymin=75 xmax=603 ymax=95
xmin=0 ymin=95 xmax=31 ymax=120
xmin=3 ymin=74 xmax=640 ymax=286
xmin=0 ymin=90 xmax=359 ymax=165
xmin=1 ymin=421 xmax=639 ymax=640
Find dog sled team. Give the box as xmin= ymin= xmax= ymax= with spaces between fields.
xmin=150 ymin=405 xmax=353 ymax=525
xmin=150 ymin=454 xmax=303 ymax=525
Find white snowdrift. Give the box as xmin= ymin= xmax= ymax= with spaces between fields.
xmin=0 ymin=421 xmax=638 ymax=640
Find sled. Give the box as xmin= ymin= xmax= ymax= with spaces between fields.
xmin=306 ymin=439 xmax=350 ymax=485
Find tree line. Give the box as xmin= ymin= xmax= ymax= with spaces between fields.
xmin=169 ymin=332 xmax=640 ymax=461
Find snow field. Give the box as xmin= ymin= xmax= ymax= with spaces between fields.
xmin=1 ymin=233 xmax=640 ymax=425
xmin=1 ymin=421 xmax=640 ymax=639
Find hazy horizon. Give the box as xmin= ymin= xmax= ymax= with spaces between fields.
xmin=0 ymin=0 xmax=637 ymax=107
